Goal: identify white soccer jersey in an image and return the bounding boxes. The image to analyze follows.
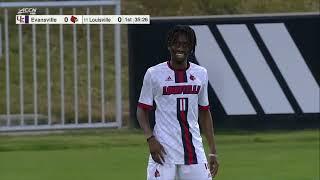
[138,61,210,165]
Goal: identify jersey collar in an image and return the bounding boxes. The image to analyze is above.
[167,61,190,71]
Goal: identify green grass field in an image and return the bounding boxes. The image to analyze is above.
[0,129,319,180]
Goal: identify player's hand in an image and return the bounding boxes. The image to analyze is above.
[209,155,219,177]
[148,137,166,165]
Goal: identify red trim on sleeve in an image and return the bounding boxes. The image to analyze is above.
[138,102,153,110]
[198,105,210,111]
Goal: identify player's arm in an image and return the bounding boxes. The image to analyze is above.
[136,106,153,139]
[199,110,217,155]
[136,69,166,165]
[199,110,219,177]
[136,102,167,166]
[198,69,219,177]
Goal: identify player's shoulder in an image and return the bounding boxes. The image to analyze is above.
[147,62,168,73]
[189,62,208,74]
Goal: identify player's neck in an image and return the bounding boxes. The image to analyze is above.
[169,60,188,70]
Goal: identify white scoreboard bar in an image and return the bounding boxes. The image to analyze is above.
[16,15,150,24]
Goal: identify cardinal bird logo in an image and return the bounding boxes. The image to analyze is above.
[190,74,196,81]
[71,16,78,23]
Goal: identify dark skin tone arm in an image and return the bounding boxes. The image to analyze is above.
[199,110,219,177]
[136,107,167,165]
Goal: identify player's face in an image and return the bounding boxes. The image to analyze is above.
[169,33,191,64]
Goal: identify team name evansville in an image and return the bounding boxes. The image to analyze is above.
[163,85,201,95]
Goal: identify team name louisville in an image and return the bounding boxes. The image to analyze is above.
[163,85,201,95]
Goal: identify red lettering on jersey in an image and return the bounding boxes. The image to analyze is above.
[163,85,201,95]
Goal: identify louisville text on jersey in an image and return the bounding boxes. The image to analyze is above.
[163,85,201,95]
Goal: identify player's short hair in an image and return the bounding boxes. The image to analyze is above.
[167,25,197,54]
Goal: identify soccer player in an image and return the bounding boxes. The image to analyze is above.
[137,25,219,180]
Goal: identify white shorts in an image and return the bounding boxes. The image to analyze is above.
[147,160,212,180]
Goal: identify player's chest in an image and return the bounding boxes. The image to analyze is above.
[153,71,202,96]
